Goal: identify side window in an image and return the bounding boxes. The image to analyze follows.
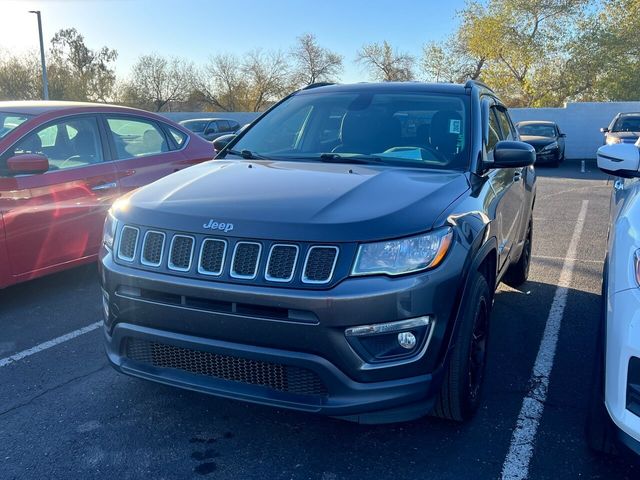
[487,107,501,152]
[218,120,230,132]
[167,127,188,149]
[495,108,515,140]
[11,116,103,171]
[206,122,219,134]
[106,117,169,159]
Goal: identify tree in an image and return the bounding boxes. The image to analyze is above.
[127,54,195,111]
[48,28,117,101]
[242,49,293,111]
[570,0,640,101]
[423,0,592,106]
[0,51,41,100]
[196,54,249,111]
[356,41,415,81]
[290,33,343,86]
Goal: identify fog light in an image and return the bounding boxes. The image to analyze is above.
[397,331,416,349]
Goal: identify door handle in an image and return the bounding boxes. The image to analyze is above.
[91,182,118,191]
[513,171,522,182]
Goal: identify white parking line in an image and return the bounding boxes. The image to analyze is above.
[500,200,589,480]
[0,321,102,368]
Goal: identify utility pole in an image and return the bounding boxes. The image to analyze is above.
[29,10,49,100]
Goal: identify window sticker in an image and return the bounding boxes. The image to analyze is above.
[449,119,461,134]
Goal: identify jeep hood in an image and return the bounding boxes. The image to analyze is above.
[118,160,470,242]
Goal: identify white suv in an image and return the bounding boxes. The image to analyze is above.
[588,143,640,457]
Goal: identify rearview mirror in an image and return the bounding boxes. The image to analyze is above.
[597,144,640,178]
[213,134,236,153]
[491,141,535,168]
[7,154,49,174]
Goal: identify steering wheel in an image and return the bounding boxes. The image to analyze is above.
[59,154,95,169]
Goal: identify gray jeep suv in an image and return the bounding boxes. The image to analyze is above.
[100,81,536,424]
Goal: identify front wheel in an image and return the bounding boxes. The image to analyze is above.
[432,274,491,422]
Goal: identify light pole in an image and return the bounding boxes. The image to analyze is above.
[29,10,49,100]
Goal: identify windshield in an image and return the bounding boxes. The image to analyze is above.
[518,124,556,137]
[229,90,470,169]
[613,116,640,132]
[0,112,33,139]
[181,120,208,133]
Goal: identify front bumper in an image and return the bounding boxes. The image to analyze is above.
[534,149,560,164]
[100,241,467,421]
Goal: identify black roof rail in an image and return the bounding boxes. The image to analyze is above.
[302,82,335,90]
[464,79,494,93]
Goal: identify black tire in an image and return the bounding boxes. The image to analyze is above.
[503,218,532,288]
[586,281,618,455]
[432,274,491,422]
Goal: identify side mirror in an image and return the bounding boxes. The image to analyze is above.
[559,133,567,138]
[491,141,535,168]
[600,127,609,133]
[213,134,236,153]
[7,154,49,174]
[597,144,640,178]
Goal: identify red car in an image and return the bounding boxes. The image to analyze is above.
[0,101,214,288]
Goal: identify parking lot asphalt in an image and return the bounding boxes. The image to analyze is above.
[0,160,637,480]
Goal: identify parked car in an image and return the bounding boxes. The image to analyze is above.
[588,142,640,457]
[180,118,241,142]
[516,120,566,167]
[100,81,536,424]
[0,101,213,288]
[601,112,640,145]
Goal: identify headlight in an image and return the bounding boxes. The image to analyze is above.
[606,136,623,145]
[542,141,559,151]
[351,228,453,276]
[102,210,118,251]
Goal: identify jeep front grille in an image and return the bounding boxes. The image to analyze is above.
[118,226,139,261]
[231,242,261,279]
[125,338,328,397]
[265,244,298,282]
[141,231,165,266]
[198,239,226,276]
[303,246,339,284]
[118,225,341,286]
[169,235,194,271]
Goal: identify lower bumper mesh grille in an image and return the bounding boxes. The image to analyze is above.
[125,338,328,397]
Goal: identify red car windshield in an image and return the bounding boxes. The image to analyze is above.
[0,112,33,139]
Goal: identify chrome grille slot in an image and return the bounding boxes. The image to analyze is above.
[168,235,195,271]
[118,226,139,262]
[231,242,261,279]
[141,231,165,267]
[265,244,298,282]
[198,239,227,276]
[302,246,339,284]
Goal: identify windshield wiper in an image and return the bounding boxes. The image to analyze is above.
[318,153,387,165]
[225,149,267,160]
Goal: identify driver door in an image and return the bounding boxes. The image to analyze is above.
[0,114,119,280]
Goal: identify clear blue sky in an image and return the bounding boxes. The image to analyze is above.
[0,0,466,82]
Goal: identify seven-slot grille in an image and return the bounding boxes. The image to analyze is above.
[117,225,340,285]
